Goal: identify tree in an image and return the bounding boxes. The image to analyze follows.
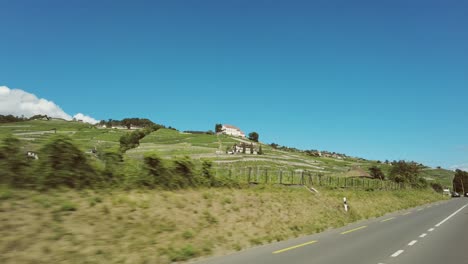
[389,160,421,184]
[453,169,468,194]
[250,143,254,154]
[215,124,223,133]
[258,145,263,155]
[248,132,259,142]
[369,166,385,180]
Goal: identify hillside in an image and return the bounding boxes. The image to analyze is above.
[0,120,455,187]
[0,119,454,263]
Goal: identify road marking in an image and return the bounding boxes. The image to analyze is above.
[428,228,434,232]
[435,203,468,227]
[417,208,423,211]
[402,211,412,215]
[419,233,427,238]
[408,240,418,246]
[272,240,317,254]
[380,217,395,222]
[391,250,404,257]
[340,225,367,235]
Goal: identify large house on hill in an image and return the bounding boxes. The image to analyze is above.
[221,124,245,138]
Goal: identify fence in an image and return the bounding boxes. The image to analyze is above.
[215,166,403,190]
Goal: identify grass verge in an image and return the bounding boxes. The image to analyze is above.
[0,185,447,263]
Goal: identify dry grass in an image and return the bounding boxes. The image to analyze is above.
[0,186,445,264]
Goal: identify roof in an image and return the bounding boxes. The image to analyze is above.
[223,124,241,130]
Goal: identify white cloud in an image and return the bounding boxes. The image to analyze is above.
[450,164,468,172]
[73,113,99,125]
[0,85,100,124]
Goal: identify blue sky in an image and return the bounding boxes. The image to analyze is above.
[1,0,467,169]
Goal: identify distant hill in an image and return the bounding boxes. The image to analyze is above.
[0,119,455,187]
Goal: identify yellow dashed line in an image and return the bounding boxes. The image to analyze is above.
[381,217,395,222]
[340,225,367,235]
[272,240,318,254]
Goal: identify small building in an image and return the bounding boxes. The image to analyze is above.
[221,124,245,138]
[26,151,39,160]
[229,143,258,155]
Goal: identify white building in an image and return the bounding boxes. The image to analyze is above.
[221,124,245,138]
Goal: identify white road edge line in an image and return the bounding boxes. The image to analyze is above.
[428,228,434,232]
[391,250,404,257]
[435,203,468,227]
[419,233,427,238]
[408,240,418,246]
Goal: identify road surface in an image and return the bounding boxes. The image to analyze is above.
[194,197,468,264]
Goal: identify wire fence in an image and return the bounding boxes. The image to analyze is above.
[215,166,403,190]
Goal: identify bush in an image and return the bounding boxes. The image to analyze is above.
[37,136,98,189]
[143,152,170,188]
[171,156,196,188]
[199,160,215,186]
[369,166,385,180]
[430,182,444,193]
[0,135,31,186]
[100,150,123,184]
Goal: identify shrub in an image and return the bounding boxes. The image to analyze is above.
[143,152,170,188]
[171,156,195,188]
[199,160,215,186]
[0,135,31,186]
[100,150,123,184]
[368,166,385,180]
[430,182,444,193]
[37,135,98,189]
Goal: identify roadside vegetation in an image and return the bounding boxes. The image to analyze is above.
[0,185,445,264]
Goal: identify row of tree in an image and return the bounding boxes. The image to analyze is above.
[0,135,238,190]
[99,118,176,130]
[368,161,443,191]
[0,114,51,123]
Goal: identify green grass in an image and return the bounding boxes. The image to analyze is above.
[0,186,447,264]
[420,168,455,187]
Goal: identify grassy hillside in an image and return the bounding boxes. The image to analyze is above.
[0,120,128,153]
[0,120,454,263]
[0,121,455,187]
[0,185,446,264]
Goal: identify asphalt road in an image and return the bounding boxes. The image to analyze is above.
[194,197,468,264]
